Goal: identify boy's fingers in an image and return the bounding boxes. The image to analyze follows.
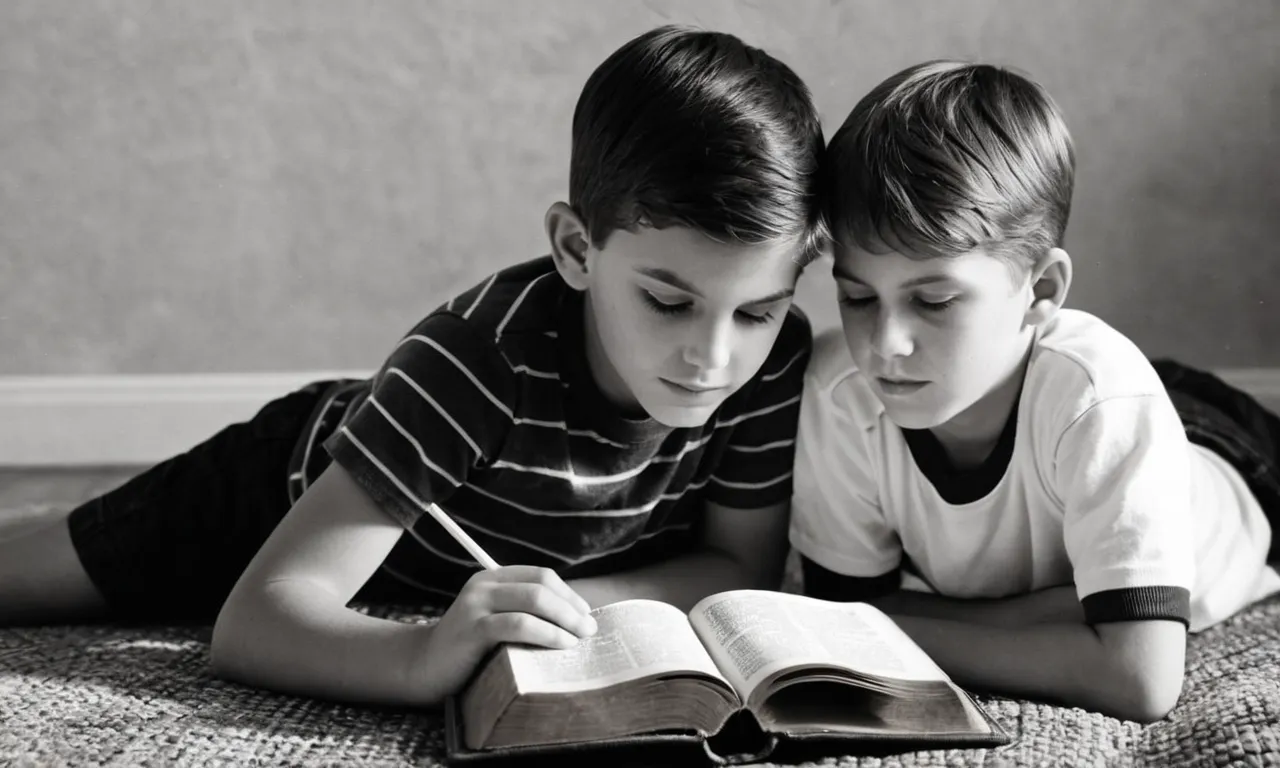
[489,565,562,585]
[478,612,581,650]
[487,583,597,637]
[488,566,592,615]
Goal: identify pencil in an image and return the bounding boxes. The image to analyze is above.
[424,501,502,570]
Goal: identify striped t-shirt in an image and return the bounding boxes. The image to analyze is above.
[286,256,812,600]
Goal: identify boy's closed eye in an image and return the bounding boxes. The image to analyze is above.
[639,289,781,326]
[838,290,959,313]
[640,289,690,315]
[913,293,959,312]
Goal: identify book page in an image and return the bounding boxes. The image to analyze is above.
[689,590,948,698]
[503,599,732,695]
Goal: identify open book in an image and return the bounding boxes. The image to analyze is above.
[445,590,1008,764]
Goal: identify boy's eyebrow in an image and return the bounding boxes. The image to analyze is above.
[832,265,956,290]
[900,275,958,289]
[742,288,796,306]
[635,267,795,304]
[636,267,702,295]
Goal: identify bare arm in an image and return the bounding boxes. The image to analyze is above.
[211,464,427,703]
[211,463,594,707]
[887,615,1186,723]
[569,500,791,611]
[871,585,1086,627]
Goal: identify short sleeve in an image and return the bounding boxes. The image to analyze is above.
[705,310,812,509]
[1056,396,1195,626]
[324,313,516,529]
[788,344,902,579]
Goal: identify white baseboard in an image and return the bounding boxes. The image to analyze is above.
[0,372,368,467]
[0,368,1277,467]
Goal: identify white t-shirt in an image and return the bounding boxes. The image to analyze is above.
[790,309,1279,632]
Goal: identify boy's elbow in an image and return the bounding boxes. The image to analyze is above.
[1098,648,1185,723]
[1108,668,1183,723]
[208,630,238,682]
[1089,619,1186,723]
[209,600,246,680]
[209,586,267,682]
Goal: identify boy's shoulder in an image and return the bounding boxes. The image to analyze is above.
[395,256,568,376]
[1026,308,1168,415]
[803,327,885,431]
[762,305,815,375]
[432,256,564,342]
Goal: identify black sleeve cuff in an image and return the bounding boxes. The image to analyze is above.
[1081,586,1191,627]
[800,555,900,603]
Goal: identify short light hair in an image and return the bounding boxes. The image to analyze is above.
[826,60,1075,270]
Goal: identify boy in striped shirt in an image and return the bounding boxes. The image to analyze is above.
[0,26,828,708]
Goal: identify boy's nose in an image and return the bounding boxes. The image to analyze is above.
[682,318,733,371]
[869,309,914,359]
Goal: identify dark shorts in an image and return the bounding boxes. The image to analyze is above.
[66,381,416,622]
[1154,359,1280,560]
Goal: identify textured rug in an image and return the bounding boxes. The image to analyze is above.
[2,562,1280,766]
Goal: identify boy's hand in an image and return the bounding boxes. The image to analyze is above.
[413,566,598,701]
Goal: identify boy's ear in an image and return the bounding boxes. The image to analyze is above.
[545,202,592,292]
[1024,247,1072,327]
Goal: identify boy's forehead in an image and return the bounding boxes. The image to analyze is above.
[837,225,937,260]
[834,238,991,282]
[833,235,927,273]
[608,226,804,297]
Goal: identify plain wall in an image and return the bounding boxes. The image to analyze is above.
[2,0,1276,375]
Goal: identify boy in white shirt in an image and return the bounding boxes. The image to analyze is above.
[791,60,1280,723]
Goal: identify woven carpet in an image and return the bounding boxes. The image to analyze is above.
[3,562,1280,766]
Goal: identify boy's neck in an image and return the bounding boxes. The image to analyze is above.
[929,344,1033,471]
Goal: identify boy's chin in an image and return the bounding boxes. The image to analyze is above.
[645,402,721,429]
[876,400,953,431]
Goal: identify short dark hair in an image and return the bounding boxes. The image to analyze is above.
[570,25,828,264]
[827,61,1075,270]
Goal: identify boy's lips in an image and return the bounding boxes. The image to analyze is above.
[661,379,728,398]
[875,376,929,396]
